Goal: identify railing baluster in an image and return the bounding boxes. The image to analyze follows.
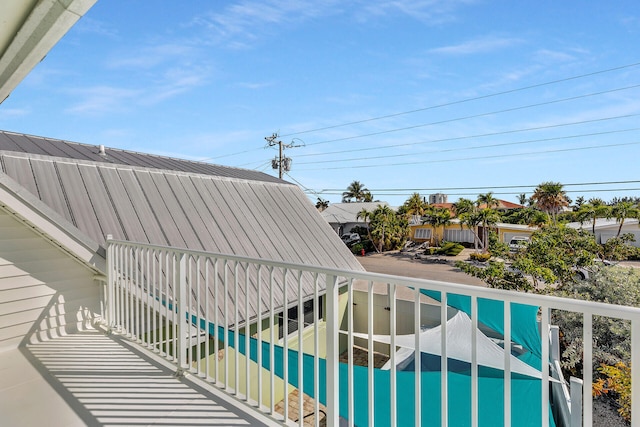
[205,258,210,380]
[269,266,275,416]
[390,282,397,427]
[187,256,193,371]
[172,252,178,363]
[632,318,640,427]
[196,256,202,376]
[348,278,354,427]
[583,313,593,427]
[245,263,251,401]
[541,307,550,427]
[368,280,374,427]
[152,248,157,352]
[146,248,151,347]
[214,258,220,384]
[313,273,320,427]
[234,261,239,395]
[224,260,229,390]
[177,252,187,371]
[297,271,304,427]
[164,250,169,357]
[325,273,339,427]
[257,265,263,410]
[135,247,140,342]
[504,301,512,427]
[441,291,448,427]
[471,296,478,427]
[106,238,114,327]
[414,287,421,427]
[283,268,289,422]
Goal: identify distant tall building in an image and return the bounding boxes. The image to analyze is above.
[429,193,448,204]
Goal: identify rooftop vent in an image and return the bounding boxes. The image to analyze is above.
[98,145,105,156]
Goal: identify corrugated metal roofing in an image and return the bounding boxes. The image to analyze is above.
[0,151,364,322]
[320,202,391,224]
[0,130,284,184]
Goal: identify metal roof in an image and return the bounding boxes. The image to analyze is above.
[0,130,285,184]
[0,150,364,321]
[320,202,391,224]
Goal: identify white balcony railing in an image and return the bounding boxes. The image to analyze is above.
[105,238,640,427]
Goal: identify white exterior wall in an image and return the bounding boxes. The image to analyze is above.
[0,209,101,352]
[598,223,640,247]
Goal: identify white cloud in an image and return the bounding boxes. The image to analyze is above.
[107,43,198,70]
[533,49,576,64]
[65,86,142,115]
[0,107,30,119]
[190,0,341,48]
[360,0,478,24]
[429,36,522,55]
[235,81,275,90]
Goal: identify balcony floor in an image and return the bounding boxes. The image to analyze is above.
[0,330,277,426]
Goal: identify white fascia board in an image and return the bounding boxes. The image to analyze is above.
[0,0,97,104]
[0,173,105,274]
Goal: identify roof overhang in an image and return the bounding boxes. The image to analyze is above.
[0,0,97,104]
[0,172,105,274]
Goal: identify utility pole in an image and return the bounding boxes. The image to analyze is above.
[265,132,304,179]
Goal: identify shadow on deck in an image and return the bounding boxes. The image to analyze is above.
[0,330,276,426]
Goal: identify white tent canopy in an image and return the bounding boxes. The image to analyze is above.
[351,311,542,379]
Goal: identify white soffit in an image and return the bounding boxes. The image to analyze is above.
[0,0,97,104]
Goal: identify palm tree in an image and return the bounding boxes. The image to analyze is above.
[369,205,395,252]
[477,192,500,210]
[404,193,428,222]
[517,193,528,206]
[476,206,500,252]
[356,208,374,247]
[342,181,369,203]
[611,201,639,238]
[459,210,482,251]
[578,198,611,234]
[530,182,570,223]
[452,197,474,218]
[315,197,329,212]
[422,207,451,246]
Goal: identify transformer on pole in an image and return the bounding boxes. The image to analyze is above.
[265,132,303,179]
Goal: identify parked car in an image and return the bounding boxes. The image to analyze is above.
[508,236,530,252]
[341,233,361,247]
[574,258,616,280]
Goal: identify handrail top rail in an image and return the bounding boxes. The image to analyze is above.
[106,237,640,321]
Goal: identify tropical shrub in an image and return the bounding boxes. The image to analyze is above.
[552,267,640,423]
[593,362,632,423]
[469,252,491,262]
[438,241,464,256]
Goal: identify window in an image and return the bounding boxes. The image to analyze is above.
[278,298,323,339]
[414,228,432,239]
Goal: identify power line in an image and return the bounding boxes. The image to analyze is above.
[295,140,640,171]
[292,113,640,159]
[294,127,640,166]
[280,61,640,138]
[315,180,640,193]
[301,83,640,147]
[306,188,640,197]
[204,61,640,161]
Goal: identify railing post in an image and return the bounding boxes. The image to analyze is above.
[176,252,188,374]
[105,235,114,328]
[325,274,340,427]
[570,377,583,427]
[632,318,640,427]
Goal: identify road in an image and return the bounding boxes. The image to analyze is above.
[356,249,486,287]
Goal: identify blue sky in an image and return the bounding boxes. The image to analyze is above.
[1,0,640,207]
